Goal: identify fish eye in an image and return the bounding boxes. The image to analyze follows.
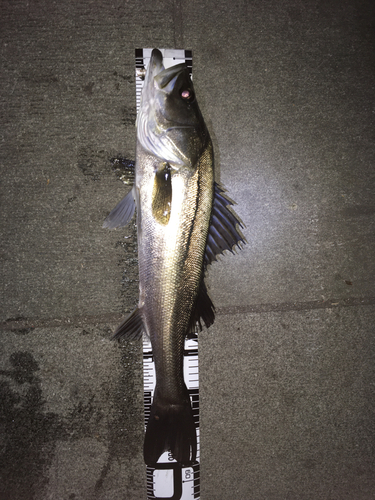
[181,89,194,101]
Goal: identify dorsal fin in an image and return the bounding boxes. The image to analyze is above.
[186,280,215,338]
[204,182,245,266]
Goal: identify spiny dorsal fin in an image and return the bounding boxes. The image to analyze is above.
[204,182,245,266]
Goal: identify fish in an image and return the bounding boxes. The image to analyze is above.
[103,48,245,466]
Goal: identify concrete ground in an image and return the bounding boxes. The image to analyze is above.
[1,1,374,499]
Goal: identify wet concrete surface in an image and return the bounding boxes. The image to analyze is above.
[1,1,374,499]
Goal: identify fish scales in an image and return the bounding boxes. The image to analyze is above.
[103,49,245,466]
[138,141,213,402]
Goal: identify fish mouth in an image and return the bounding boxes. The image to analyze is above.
[154,63,187,93]
[148,49,188,93]
[145,49,164,82]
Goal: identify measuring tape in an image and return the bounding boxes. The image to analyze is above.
[143,337,200,499]
[135,48,200,500]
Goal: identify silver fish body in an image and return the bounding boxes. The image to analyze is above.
[104,49,244,465]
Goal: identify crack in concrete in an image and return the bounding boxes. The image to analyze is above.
[2,296,375,332]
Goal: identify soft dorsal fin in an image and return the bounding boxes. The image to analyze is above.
[187,280,215,338]
[204,182,245,266]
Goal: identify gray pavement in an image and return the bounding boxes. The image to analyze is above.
[1,1,374,499]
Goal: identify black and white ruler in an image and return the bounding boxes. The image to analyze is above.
[135,48,200,500]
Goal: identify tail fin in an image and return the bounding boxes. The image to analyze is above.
[144,390,197,466]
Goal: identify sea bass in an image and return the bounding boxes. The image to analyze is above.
[104,49,244,465]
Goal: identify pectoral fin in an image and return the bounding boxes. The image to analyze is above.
[152,164,172,225]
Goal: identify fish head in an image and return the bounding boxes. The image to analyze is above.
[137,49,209,170]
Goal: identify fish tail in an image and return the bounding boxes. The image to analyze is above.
[144,390,197,466]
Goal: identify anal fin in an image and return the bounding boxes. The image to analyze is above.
[112,307,144,340]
